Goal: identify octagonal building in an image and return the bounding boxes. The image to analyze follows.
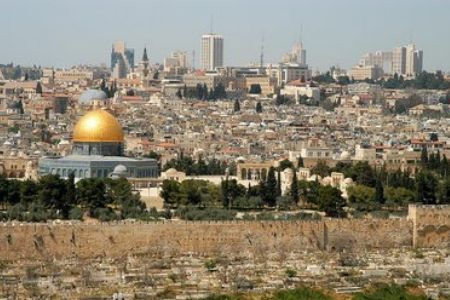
[39,109,158,179]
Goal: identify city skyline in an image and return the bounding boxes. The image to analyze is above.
[1,0,450,72]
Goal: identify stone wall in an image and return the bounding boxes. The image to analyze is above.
[0,219,411,261]
[0,205,448,262]
[408,204,450,248]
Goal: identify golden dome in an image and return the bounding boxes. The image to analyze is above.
[72,110,124,143]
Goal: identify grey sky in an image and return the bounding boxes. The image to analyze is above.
[1,0,449,72]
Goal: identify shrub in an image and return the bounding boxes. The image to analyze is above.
[272,287,332,300]
[69,207,83,220]
[93,207,118,222]
[204,259,217,272]
[353,283,428,300]
[285,268,297,278]
[7,203,27,221]
[175,207,236,221]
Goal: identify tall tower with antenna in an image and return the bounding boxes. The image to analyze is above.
[260,33,264,68]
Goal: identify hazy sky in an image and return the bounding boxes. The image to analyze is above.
[1,0,449,71]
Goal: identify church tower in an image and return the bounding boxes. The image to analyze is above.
[141,47,150,78]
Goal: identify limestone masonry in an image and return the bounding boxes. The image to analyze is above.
[1,205,448,261]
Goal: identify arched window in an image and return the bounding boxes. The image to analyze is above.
[241,168,247,180]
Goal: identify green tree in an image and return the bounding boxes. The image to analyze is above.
[438,177,450,204]
[384,187,416,207]
[420,147,428,168]
[233,99,240,112]
[347,184,377,212]
[318,185,346,217]
[5,180,21,206]
[107,178,145,218]
[20,179,38,204]
[76,178,107,215]
[0,175,8,209]
[375,178,385,204]
[277,169,282,197]
[351,161,376,187]
[65,173,76,213]
[290,170,299,204]
[36,81,43,94]
[255,101,263,113]
[311,160,330,177]
[160,179,183,208]
[175,88,182,99]
[297,156,304,168]
[38,175,68,217]
[221,179,246,208]
[262,167,277,207]
[429,132,438,141]
[278,159,294,171]
[416,171,437,204]
[183,84,188,98]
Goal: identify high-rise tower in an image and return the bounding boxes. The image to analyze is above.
[111,41,135,78]
[201,34,224,71]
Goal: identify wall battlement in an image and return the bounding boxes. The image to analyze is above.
[0,205,448,261]
[408,204,450,248]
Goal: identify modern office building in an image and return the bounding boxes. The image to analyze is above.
[164,51,189,73]
[349,65,384,81]
[201,34,224,71]
[360,44,423,77]
[405,44,423,76]
[282,41,307,66]
[111,41,135,78]
[392,46,407,76]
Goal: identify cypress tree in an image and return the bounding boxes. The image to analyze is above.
[277,169,282,196]
[36,81,43,94]
[256,101,263,113]
[420,147,428,168]
[65,172,76,218]
[233,99,240,112]
[262,167,277,207]
[290,169,299,204]
[297,156,304,168]
[442,155,449,177]
[375,177,385,204]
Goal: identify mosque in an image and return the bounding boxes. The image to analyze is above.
[38,109,158,180]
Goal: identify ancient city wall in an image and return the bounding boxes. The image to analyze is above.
[0,219,412,261]
[1,205,448,262]
[408,204,450,248]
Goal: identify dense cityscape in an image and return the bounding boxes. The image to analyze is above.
[1,1,450,299]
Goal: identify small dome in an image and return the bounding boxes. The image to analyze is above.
[113,164,127,174]
[344,178,354,184]
[79,89,108,105]
[340,151,350,159]
[322,176,332,185]
[165,168,178,173]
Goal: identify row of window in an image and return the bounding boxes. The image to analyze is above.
[48,167,158,178]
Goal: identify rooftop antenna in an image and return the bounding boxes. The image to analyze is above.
[299,24,303,45]
[260,31,265,68]
[210,15,214,34]
[192,50,195,70]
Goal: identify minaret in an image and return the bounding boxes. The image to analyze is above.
[141,47,149,78]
